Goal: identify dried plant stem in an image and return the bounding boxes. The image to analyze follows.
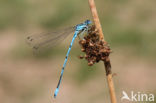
[88,0,117,103]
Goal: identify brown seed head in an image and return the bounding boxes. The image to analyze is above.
[88,61,94,66]
[78,25,111,66]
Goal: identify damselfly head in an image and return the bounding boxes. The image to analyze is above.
[85,20,92,25]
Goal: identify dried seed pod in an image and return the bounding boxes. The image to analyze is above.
[99,49,107,53]
[78,25,111,66]
[78,55,84,59]
[84,54,88,59]
[89,42,94,47]
[81,48,85,52]
[88,61,94,66]
[101,57,106,61]
[80,39,86,45]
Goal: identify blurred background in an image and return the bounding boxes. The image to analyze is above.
[0,0,156,103]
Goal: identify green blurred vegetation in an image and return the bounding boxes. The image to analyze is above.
[0,0,155,58]
[0,0,156,103]
[0,0,155,83]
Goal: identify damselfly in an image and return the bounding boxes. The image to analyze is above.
[27,20,92,98]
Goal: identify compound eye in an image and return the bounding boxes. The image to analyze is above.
[85,20,91,25]
[82,28,85,31]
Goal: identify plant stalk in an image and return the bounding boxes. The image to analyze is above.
[88,0,117,103]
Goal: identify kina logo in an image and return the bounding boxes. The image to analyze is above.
[121,91,154,102]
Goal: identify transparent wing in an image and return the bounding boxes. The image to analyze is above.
[26,27,75,50]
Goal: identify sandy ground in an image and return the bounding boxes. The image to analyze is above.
[0,33,155,103]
